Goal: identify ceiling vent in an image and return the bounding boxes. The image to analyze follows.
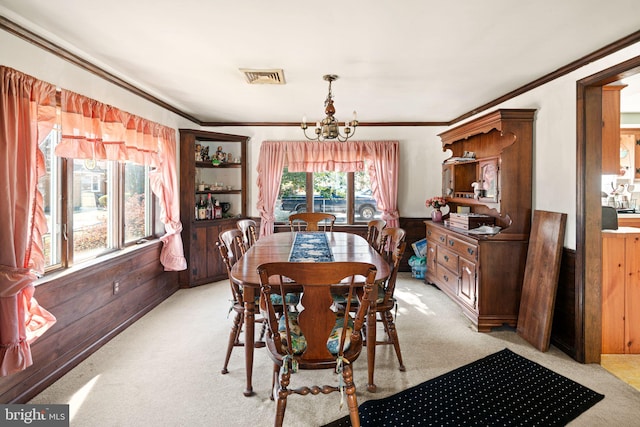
[239,68,286,85]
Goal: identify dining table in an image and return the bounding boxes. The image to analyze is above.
[230,231,390,397]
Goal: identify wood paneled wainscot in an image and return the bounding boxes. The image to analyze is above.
[602,227,640,354]
[426,222,528,331]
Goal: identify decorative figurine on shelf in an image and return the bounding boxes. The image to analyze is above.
[471,181,482,200]
[216,146,226,162]
[195,144,202,162]
[200,146,210,162]
[227,153,233,163]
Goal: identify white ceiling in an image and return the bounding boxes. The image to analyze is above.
[1,0,640,124]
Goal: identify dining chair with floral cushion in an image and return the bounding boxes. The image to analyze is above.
[335,227,407,378]
[217,228,258,375]
[371,239,407,372]
[257,261,377,427]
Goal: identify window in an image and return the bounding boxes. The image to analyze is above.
[124,162,152,244]
[276,167,381,224]
[40,128,156,271]
[71,158,116,263]
[39,129,62,268]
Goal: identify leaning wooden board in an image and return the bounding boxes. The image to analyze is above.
[517,210,567,352]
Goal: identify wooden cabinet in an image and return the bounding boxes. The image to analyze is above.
[438,109,535,236]
[618,215,640,228]
[426,222,528,331]
[620,128,640,180]
[601,85,625,175]
[425,109,535,331]
[602,228,640,354]
[179,129,250,287]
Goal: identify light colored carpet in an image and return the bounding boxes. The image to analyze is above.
[30,273,640,426]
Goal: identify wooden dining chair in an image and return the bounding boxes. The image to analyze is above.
[372,240,407,372]
[365,219,386,248]
[217,229,257,375]
[288,212,336,232]
[377,227,406,262]
[237,218,258,248]
[257,261,377,427]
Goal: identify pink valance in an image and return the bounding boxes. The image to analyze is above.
[284,141,366,172]
[52,89,186,272]
[256,140,400,236]
[55,90,160,167]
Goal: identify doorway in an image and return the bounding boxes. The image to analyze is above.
[577,55,640,364]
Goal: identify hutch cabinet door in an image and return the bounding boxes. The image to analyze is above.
[426,240,438,275]
[206,224,224,279]
[478,158,499,203]
[442,164,454,197]
[458,258,477,310]
[190,227,210,283]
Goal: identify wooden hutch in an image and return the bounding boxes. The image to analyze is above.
[179,129,249,287]
[425,109,535,331]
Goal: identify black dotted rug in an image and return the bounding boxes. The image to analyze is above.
[323,348,604,426]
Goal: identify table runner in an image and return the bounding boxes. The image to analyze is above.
[288,232,334,262]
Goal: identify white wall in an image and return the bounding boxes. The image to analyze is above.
[466,42,640,249]
[4,28,640,250]
[0,31,194,132]
[196,125,448,220]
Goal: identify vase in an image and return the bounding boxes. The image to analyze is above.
[431,208,443,222]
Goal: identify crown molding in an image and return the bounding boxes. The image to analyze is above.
[3,15,639,128]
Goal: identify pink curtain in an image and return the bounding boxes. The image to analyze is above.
[149,127,187,271]
[363,141,399,227]
[256,140,399,233]
[54,89,185,271]
[256,141,287,236]
[0,66,57,376]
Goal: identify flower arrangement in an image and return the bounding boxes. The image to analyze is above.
[425,196,447,209]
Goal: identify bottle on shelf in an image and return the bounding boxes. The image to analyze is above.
[197,195,207,220]
[206,193,214,220]
[214,199,223,219]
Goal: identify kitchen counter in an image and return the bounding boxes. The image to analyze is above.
[602,226,640,235]
[616,215,640,228]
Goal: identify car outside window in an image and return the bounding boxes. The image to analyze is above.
[276,168,381,224]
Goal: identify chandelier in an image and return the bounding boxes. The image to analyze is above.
[301,74,358,142]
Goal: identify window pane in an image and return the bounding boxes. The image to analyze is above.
[72,159,114,262]
[124,163,151,243]
[39,129,61,268]
[355,170,382,222]
[276,167,306,221]
[313,171,347,224]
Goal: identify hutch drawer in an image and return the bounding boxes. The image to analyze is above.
[437,246,459,274]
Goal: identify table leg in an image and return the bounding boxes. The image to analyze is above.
[366,304,377,392]
[243,287,256,397]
